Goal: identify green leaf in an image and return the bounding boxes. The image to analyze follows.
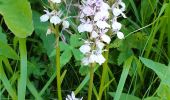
[117,49,133,65]
[144,97,160,100]
[0,58,17,99]
[140,57,170,86]
[109,92,141,100]
[18,38,27,100]
[70,34,83,47]
[0,0,34,38]
[0,40,19,60]
[0,27,7,43]
[32,11,55,57]
[72,49,83,61]
[27,79,43,100]
[60,50,72,66]
[114,56,134,100]
[157,84,170,100]
[79,65,89,76]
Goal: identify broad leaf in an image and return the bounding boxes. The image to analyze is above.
[0,40,19,60]
[60,50,72,67]
[140,57,170,86]
[0,0,34,38]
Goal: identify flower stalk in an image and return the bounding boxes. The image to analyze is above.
[98,43,110,100]
[88,63,95,100]
[40,0,70,99]
[55,26,62,100]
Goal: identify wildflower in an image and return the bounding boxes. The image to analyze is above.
[112,0,126,18]
[50,15,62,25]
[49,0,61,4]
[40,0,70,35]
[40,10,51,22]
[78,23,93,33]
[112,0,127,39]
[66,92,83,100]
[100,34,111,44]
[78,0,127,66]
[79,44,91,54]
[62,20,70,29]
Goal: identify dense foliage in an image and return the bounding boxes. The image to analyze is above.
[0,0,170,100]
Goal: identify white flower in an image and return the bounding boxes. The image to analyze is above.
[94,11,110,21]
[40,10,51,22]
[119,2,126,11]
[82,6,94,16]
[79,44,91,54]
[101,34,111,44]
[96,41,105,50]
[78,23,93,33]
[96,21,110,29]
[50,0,61,3]
[40,14,49,22]
[89,54,96,63]
[112,1,126,18]
[112,8,122,17]
[66,92,83,100]
[117,31,124,39]
[62,20,70,29]
[112,21,122,31]
[95,54,106,65]
[50,15,62,25]
[100,2,110,11]
[91,31,99,38]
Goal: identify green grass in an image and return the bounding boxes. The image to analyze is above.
[0,0,170,100]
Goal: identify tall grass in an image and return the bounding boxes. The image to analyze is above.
[0,0,170,100]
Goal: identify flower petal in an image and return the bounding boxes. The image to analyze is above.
[62,20,69,29]
[101,34,111,44]
[50,0,61,3]
[40,14,49,22]
[117,31,124,39]
[78,24,93,33]
[95,54,105,65]
[79,44,91,54]
[96,21,110,29]
[50,15,61,25]
[112,21,122,31]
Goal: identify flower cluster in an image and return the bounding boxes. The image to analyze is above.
[78,0,126,66]
[66,92,83,100]
[40,0,69,35]
[112,0,126,39]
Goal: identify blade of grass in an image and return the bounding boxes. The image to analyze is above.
[0,57,17,99]
[0,72,19,96]
[93,84,99,99]
[114,56,133,100]
[2,58,13,74]
[27,79,43,100]
[74,65,99,95]
[129,0,141,24]
[39,70,66,96]
[18,38,27,100]
[39,72,56,96]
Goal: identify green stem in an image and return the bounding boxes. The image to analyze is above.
[98,44,109,100]
[18,38,27,100]
[55,27,62,100]
[88,63,95,100]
